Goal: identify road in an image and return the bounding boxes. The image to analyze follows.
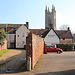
[0,49,26,73]
[1,51,75,75]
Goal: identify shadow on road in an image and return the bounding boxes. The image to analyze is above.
[0,49,27,74]
[36,69,75,75]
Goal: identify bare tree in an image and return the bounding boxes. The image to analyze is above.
[59,24,68,30]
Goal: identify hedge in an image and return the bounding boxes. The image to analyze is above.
[56,44,74,51]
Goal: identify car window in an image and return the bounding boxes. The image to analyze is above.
[46,46,49,48]
[50,46,54,48]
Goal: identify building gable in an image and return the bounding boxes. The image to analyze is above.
[44,29,59,45]
[16,25,30,48]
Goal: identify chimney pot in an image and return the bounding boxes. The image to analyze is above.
[67,27,70,31]
[26,22,29,29]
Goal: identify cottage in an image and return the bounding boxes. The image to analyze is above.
[6,22,29,48]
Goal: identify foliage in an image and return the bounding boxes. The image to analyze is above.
[0,49,8,56]
[56,44,74,51]
[0,30,6,46]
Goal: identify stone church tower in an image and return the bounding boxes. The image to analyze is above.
[45,5,56,30]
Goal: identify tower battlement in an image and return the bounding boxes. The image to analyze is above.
[45,5,56,30]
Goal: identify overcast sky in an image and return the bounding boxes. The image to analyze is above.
[0,0,75,32]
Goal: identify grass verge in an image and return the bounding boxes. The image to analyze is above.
[0,49,8,56]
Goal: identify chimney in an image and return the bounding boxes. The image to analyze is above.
[67,27,70,31]
[26,22,29,29]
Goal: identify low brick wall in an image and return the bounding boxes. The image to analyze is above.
[26,33,44,69]
[0,40,7,51]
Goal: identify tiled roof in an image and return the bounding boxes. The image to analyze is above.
[7,28,18,34]
[55,30,73,38]
[29,29,46,35]
[0,24,28,28]
[41,30,49,38]
[41,29,73,39]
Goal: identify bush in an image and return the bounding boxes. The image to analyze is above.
[0,30,6,46]
[56,44,74,51]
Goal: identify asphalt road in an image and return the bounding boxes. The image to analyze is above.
[1,51,75,75]
[0,49,26,74]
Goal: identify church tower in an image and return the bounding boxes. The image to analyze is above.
[45,5,56,30]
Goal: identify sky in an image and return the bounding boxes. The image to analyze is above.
[0,0,75,32]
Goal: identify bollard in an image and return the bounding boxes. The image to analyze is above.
[27,57,31,71]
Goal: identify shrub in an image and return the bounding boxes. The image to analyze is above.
[0,30,6,46]
[56,44,74,51]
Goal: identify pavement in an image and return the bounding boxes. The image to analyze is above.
[1,51,75,75]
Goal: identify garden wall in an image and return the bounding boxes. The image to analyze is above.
[26,33,44,69]
[0,40,7,51]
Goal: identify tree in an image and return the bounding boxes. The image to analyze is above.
[59,24,68,30]
[0,30,6,46]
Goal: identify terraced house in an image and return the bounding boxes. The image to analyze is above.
[0,22,29,48]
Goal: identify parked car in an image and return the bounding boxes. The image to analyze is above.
[45,45,63,54]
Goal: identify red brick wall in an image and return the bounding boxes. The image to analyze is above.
[0,40,7,51]
[26,33,44,69]
[60,39,72,44]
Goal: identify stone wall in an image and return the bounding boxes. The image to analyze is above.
[26,33,44,69]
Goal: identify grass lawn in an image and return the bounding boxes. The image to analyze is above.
[0,49,8,56]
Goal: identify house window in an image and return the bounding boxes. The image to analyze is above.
[1,28,5,31]
[22,33,24,37]
[17,43,19,46]
[18,35,19,37]
[22,41,24,45]
[9,34,12,39]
